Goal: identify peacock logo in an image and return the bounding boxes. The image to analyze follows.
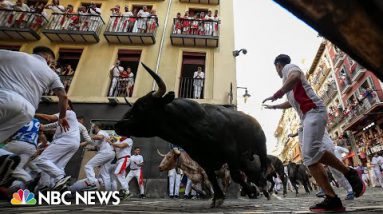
[11,189,37,205]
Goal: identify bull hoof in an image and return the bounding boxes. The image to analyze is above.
[210,197,224,208]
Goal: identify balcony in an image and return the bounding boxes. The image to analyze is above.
[170,18,219,48]
[334,52,346,68]
[178,77,204,99]
[321,82,337,105]
[345,96,382,130]
[42,13,104,43]
[351,65,366,81]
[104,16,157,45]
[179,0,219,4]
[108,77,135,97]
[0,9,48,41]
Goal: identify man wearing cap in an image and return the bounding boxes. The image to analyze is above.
[263,54,365,212]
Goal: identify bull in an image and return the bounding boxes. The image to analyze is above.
[157,148,231,196]
[266,155,287,196]
[115,63,269,207]
[287,162,312,195]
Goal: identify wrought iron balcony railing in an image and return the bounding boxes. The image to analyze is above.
[108,77,135,97]
[170,18,220,47]
[42,13,104,43]
[178,77,205,99]
[104,16,157,45]
[0,9,48,40]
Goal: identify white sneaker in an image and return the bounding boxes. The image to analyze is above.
[53,176,71,190]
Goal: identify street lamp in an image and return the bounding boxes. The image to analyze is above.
[237,86,251,103]
[233,49,247,57]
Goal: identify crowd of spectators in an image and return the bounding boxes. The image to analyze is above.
[107,5,158,33]
[173,9,220,36]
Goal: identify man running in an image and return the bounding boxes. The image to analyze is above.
[0,46,69,143]
[263,54,365,212]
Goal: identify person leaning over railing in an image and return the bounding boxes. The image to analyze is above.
[173,12,182,34]
[86,2,101,32]
[134,6,149,33]
[147,9,158,33]
[119,5,133,32]
[44,0,65,30]
[109,4,120,32]
[181,11,190,34]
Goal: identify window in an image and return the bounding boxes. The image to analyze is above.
[132,5,153,13]
[108,50,141,97]
[179,52,206,99]
[188,8,209,17]
[44,49,83,96]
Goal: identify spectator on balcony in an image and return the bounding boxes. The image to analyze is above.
[147,9,158,33]
[29,1,48,30]
[49,61,61,76]
[362,87,376,103]
[182,11,190,34]
[61,4,75,30]
[193,67,205,99]
[78,6,90,31]
[204,10,213,36]
[126,8,137,33]
[86,2,101,32]
[44,0,65,29]
[119,5,133,32]
[213,10,219,36]
[190,13,199,35]
[10,0,30,28]
[109,59,124,97]
[173,12,182,34]
[134,6,150,33]
[13,0,30,11]
[62,64,74,76]
[120,67,135,97]
[109,5,121,32]
[198,11,205,35]
[0,0,14,10]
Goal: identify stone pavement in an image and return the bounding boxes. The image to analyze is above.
[1,187,383,213]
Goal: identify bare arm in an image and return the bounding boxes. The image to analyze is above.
[35,113,58,122]
[263,101,292,110]
[92,134,104,141]
[53,88,69,132]
[262,70,301,103]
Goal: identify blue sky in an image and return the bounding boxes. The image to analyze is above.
[233,0,322,154]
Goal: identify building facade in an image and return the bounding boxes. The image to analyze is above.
[0,0,237,193]
[275,39,383,169]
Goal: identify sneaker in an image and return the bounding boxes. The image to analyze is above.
[169,195,174,199]
[309,195,346,212]
[345,191,354,200]
[83,183,98,191]
[174,195,179,199]
[53,176,71,191]
[316,191,325,198]
[139,194,146,199]
[345,168,366,198]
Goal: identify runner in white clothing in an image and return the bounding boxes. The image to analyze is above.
[371,153,383,189]
[126,147,145,198]
[0,47,69,144]
[83,124,114,190]
[263,54,365,212]
[34,101,79,191]
[108,136,132,198]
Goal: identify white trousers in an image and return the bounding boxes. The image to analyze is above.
[84,151,114,190]
[193,86,203,99]
[329,166,353,192]
[185,178,196,196]
[373,168,383,188]
[69,178,101,193]
[0,90,35,143]
[34,138,79,187]
[168,169,181,196]
[113,157,130,191]
[3,140,36,182]
[108,77,118,97]
[126,169,144,194]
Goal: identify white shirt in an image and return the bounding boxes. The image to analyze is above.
[47,5,65,13]
[371,156,383,170]
[13,3,30,12]
[95,130,113,153]
[138,10,150,18]
[130,154,143,170]
[122,11,133,17]
[333,146,349,160]
[0,50,64,110]
[115,138,133,159]
[110,66,123,77]
[0,0,14,9]
[53,110,80,141]
[193,71,205,87]
[282,64,325,119]
[89,7,101,15]
[78,123,92,144]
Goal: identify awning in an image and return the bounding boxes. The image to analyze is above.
[273,0,383,81]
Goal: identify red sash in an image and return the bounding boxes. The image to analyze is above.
[138,168,144,185]
[118,156,129,175]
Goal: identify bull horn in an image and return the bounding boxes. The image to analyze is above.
[141,63,166,97]
[124,97,132,107]
[173,147,181,155]
[156,149,166,157]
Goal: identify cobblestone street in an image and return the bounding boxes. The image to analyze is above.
[1,187,383,213]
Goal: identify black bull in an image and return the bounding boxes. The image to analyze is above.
[115,63,269,207]
[287,162,312,195]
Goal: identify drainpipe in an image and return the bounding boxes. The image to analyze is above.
[152,0,173,91]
